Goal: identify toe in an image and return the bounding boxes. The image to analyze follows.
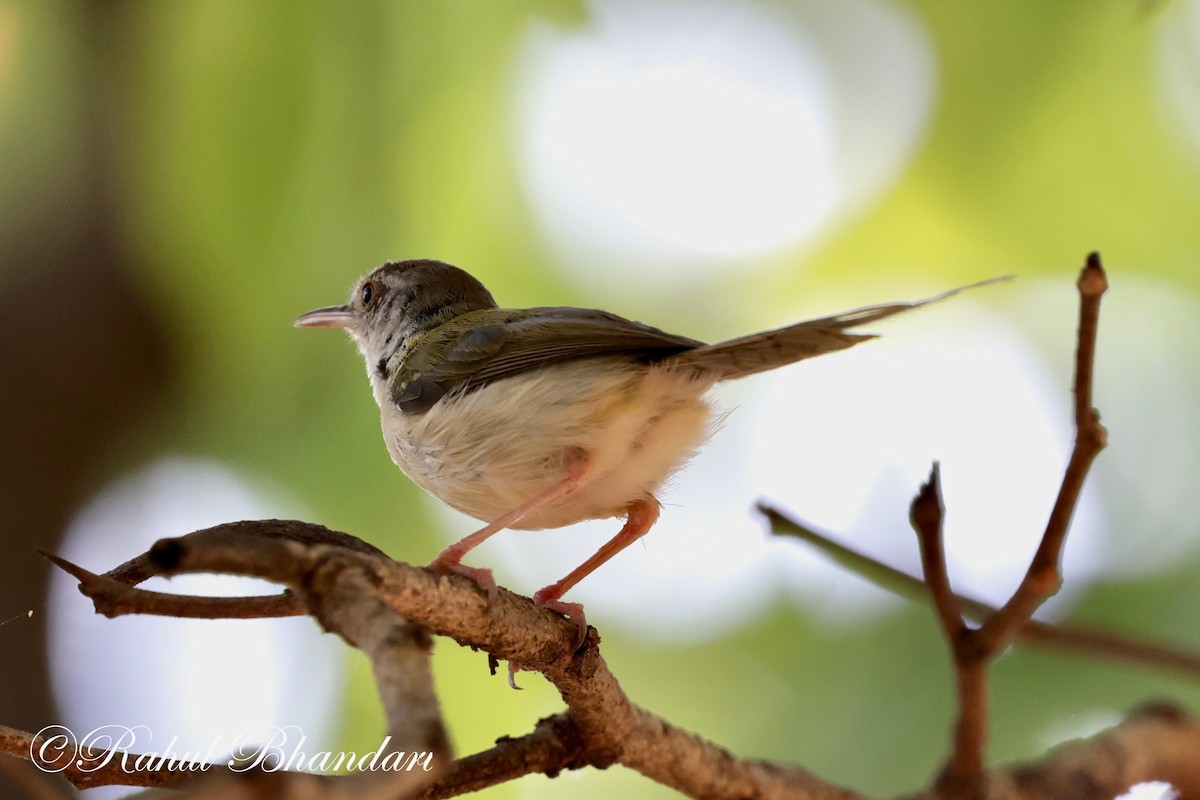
[533,594,587,651]
[430,560,498,601]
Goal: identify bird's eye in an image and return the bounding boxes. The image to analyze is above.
[361,282,376,306]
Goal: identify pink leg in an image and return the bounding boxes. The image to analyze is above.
[534,497,660,647]
[429,449,590,599]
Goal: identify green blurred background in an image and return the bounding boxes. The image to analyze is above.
[2,0,1200,797]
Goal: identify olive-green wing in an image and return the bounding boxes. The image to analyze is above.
[390,306,704,413]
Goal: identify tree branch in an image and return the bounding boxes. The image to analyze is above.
[39,523,865,799]
[421,713,592,799]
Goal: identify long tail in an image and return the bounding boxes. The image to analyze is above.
[659,276,1012,381]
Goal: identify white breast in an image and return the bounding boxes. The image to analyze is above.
[379,359,717,529]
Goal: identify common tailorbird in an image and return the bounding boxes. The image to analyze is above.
[296,259,999,643]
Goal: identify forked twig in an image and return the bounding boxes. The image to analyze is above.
[919,253,1108,798]
[761,505,1200,680]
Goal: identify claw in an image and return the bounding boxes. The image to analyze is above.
[507,661,524,690]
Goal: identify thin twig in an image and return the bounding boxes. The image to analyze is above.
[760,505,1200,680]
[37,520,386,620]
[910,464,965,640]
[909,465,986,798]
[40,551,303,619]
[976,254,1108,652]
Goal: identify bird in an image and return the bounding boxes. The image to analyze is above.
[296,259,999,644]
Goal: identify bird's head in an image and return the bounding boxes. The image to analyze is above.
[295,259,498,389]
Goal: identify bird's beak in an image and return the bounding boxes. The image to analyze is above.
[294,305,354,328]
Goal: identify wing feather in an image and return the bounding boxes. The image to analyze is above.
[390,307,702,413]
[662,277,1012,380]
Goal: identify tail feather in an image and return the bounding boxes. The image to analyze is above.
[660,276,1011,381]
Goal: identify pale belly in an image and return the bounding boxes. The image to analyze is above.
[379,359,716,529]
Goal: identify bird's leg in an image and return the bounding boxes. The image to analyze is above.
[429,447,590,599]
[533,496,660,648]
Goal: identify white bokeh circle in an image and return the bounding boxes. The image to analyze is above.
[512,0,937,287]
[48,457,344,796]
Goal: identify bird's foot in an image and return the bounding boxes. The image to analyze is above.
[429,556,497,602]
[533,589,587,651]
